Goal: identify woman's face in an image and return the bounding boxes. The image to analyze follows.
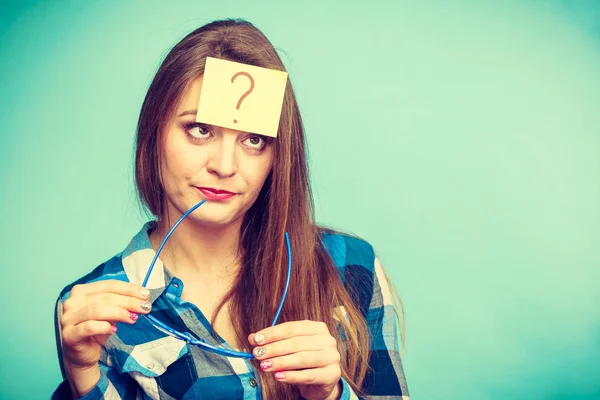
[158,76,275,229]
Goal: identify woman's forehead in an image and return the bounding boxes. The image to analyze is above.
[177,77,204,115]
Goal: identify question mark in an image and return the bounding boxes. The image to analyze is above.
[231,72,255,124]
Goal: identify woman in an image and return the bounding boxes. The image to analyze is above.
[53,18,409,400]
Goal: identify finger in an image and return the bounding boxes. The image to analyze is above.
[63,283,152,315]
[252,335,330,360]
[61,320,116,346]
[61,303,139,327]
[248,320,328,346]
[259,348,340,372]
[94,323,118,346]
[69,280,151,300]
[95,334,113,346]
[272,364,341,386]
[83,293,152,315]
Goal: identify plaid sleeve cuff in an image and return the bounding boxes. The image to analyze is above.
[79,373,111,400]
[51,374,112,400]
[338,376,360,400]
[51,379,73,400]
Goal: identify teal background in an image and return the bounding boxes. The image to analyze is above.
[1,1,599,399]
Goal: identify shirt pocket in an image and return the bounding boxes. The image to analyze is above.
[107,335,190,377]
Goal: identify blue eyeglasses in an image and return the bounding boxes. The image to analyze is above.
[140,199,292,359]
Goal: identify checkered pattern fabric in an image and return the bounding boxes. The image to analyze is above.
[52,222,409,399]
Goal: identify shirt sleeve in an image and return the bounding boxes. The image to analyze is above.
[364,257,410,398]
[52,296,140,400]
[338,257,410,399]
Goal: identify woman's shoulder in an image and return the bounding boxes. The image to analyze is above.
[319,228,386,318]
[57,254,128,303]
[319,227,376,271]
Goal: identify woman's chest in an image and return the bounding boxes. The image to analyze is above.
[104,299,259,399]
[181,286,243,351]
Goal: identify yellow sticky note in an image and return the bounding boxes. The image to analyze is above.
[196,57,288,138]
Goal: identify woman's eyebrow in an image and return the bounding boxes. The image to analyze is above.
[178,109,197,117]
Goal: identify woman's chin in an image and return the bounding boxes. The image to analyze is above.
[187,212,241,230]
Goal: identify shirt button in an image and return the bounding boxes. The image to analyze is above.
[249,378,257,387]
[147,363,155,370]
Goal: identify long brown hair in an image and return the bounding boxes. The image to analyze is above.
[135,19,373,398]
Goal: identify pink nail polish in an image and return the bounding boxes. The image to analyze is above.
[275,372,285,380]
[111,325,117,333]
[260,360,272,370]
[129,312,138,322]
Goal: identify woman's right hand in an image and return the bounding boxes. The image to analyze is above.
[60,280,152,371]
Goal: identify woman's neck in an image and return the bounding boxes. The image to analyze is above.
[149,215,243,283]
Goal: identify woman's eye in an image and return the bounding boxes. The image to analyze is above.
[185,123,212,139]
[243,135,266,150]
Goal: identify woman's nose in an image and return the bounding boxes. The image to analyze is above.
[206,137,237,178]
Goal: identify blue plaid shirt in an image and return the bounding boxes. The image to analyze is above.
[53,222,409,399]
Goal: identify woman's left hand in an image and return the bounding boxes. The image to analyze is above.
[248,320,342,400]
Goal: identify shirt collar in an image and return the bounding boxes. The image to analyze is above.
[121,221,174,302]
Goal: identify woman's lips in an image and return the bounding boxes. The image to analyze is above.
[196,187,236,201]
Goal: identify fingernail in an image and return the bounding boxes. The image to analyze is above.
[275,372,285,380]
[253,347,266,358]
[260,360,272,370]
[254,333,265,343]
[140,301,152,312]
[111,325,117,333]
[140,288,150,297]
[129,312,138,322]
